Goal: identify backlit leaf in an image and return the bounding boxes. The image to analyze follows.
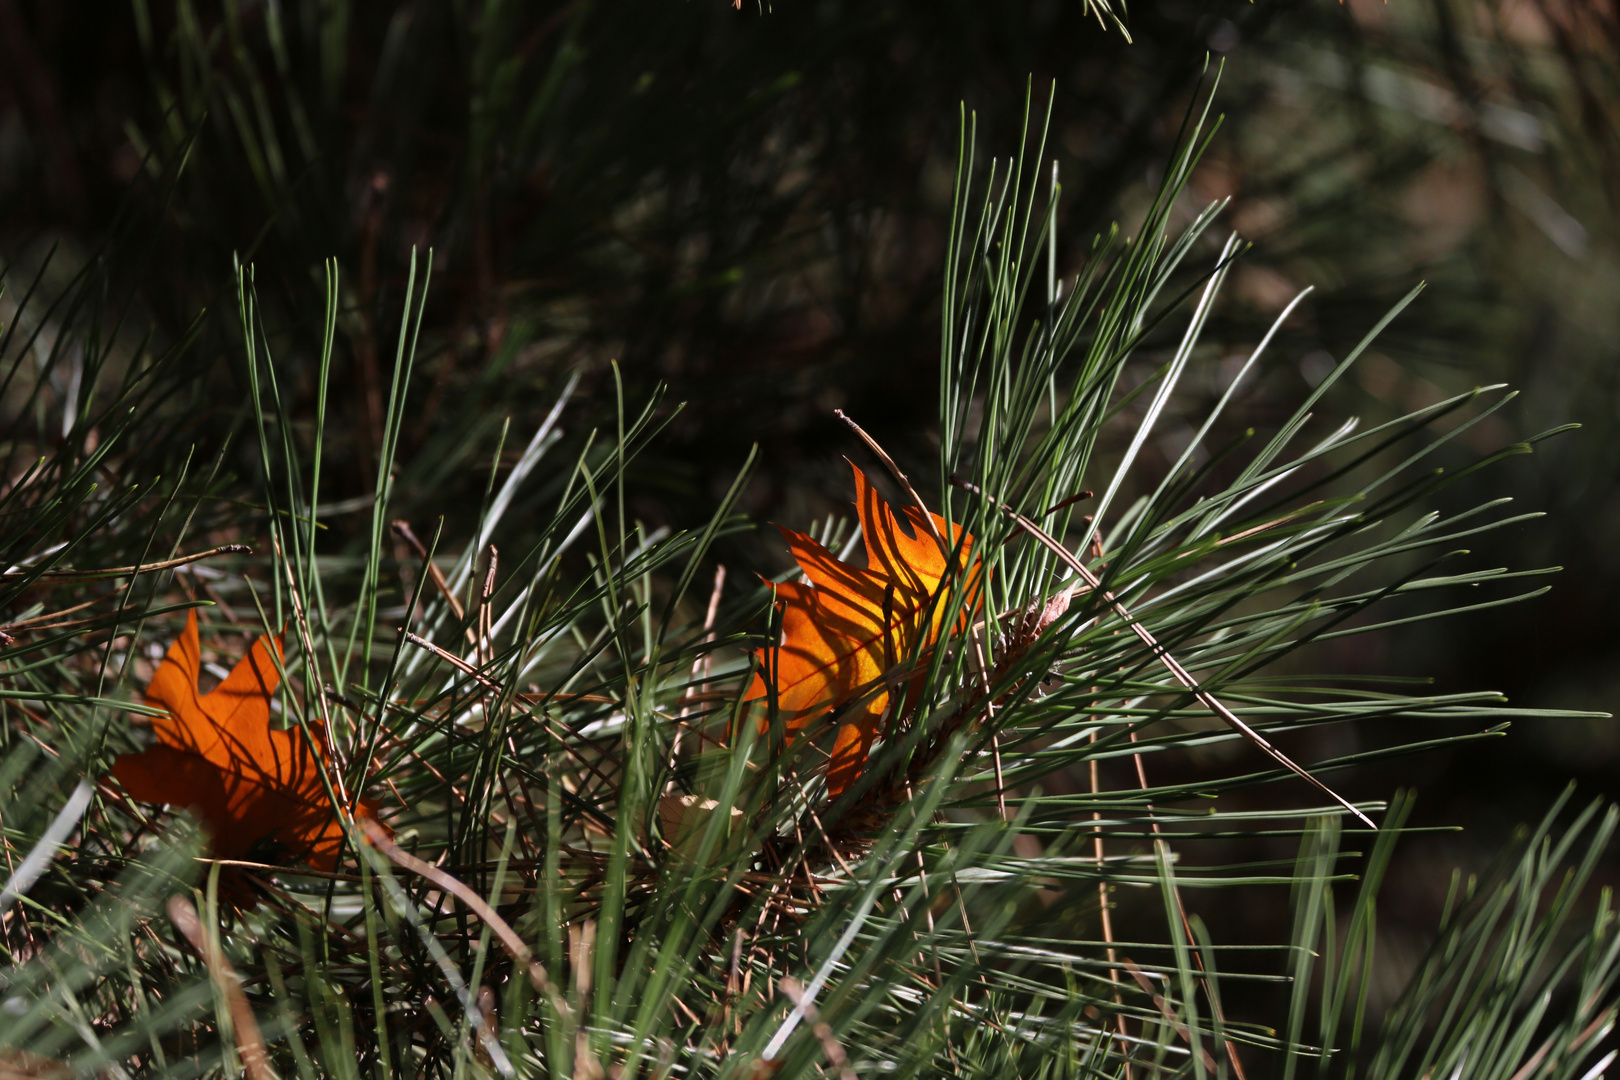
[745,463,979,799]
[112,610,376,872]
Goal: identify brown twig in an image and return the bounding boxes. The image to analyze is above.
[834,410,952,556]
[392,520,468,623]
[776,977,857,1080]
[1,593,119,630]
[403,630,502,692]
[1083,541,1126,1037]
[1039,490,1095,519]
[167,895,274,1080]
[476,545,498,669]
[361,819,565,1011]
[1212,502,1322,547]
[1,544,251,583]
[1089,731,1127,1031]
[1123,958,1218,1073]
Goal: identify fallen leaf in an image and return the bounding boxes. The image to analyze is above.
[112,610,374,871]
[657,793,745,858]
[745,463,978,798]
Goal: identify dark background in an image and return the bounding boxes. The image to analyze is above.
[3,0,1618,1024]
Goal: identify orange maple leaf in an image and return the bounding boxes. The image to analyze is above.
[745,463,979,799]
[112,610,375,872]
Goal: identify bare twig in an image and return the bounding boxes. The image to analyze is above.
[167,896,274,1080]
[1090,732,1124,993]
[476,545,498,668]
[834,410,951,555]
[776,977,857,1080]
[1,544,251,583]
[402,629,503,692]
[1123,958,1217,1073]
[361,819,565,1010]
[391,520,467,622]
[1039,490,1094,519]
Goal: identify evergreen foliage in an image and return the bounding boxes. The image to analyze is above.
[0,2,1615,1077]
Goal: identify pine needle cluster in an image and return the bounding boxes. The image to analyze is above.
[0,29,1613,1080]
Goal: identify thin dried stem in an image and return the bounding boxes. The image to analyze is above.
[167,896,274,1080]
[1,544,251,583]
[952,477,1376,831]
[362,819,565,1009]
[776,978,857,1080]
[833,410,951,554]
[392,520,466,621]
